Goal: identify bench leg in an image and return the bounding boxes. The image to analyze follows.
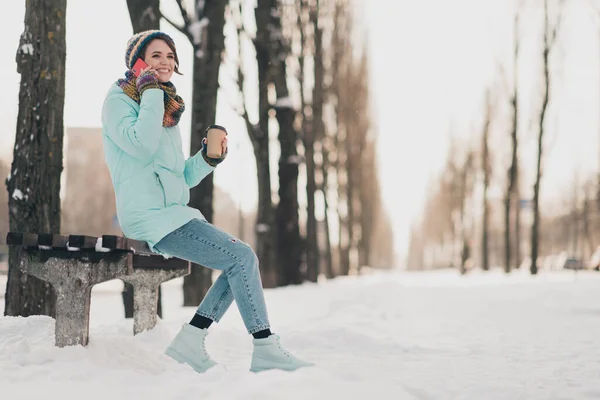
[54,285,93,347]
[122,268,189,335]
[20,250,133,347]
[132,283,159,335]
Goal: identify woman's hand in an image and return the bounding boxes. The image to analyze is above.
[140,65,158,78]
[136,65,160,95]
[201,136,228,167]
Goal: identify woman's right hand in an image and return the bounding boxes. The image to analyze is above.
[136,65,160,94]
[140,65,158,78]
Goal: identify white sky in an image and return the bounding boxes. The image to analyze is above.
[1,0,599,265]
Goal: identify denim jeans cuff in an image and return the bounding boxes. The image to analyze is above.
[196,310,220,323]
[248,324,271,335]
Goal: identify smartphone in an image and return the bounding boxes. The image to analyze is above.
[132,58,148,77]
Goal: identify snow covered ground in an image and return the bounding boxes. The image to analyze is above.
[1,268,600,399]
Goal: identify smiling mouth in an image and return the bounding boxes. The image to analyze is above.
[157,69,171,73]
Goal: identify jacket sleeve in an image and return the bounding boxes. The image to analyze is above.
[184,150,215,188]
[102,89,164,163]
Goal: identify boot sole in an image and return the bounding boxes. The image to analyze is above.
[165,347,217,373]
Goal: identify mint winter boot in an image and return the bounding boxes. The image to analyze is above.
[250,334,315,372]
[165,324,218,373]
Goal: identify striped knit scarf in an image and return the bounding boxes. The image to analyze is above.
[117,70,185,127]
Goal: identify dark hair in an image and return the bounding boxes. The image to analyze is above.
[142,38,183,75]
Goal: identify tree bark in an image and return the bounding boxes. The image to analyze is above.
[531,0,562,275]
[252,0,277,288]
[320,144,334,278]
[304,0,323,282]
[181,0,229,305]
[505,7,520,274]
[5,0,67,317]
[126,0,160,32]
[482,91,491,272]
[275,103,303,286]
[270,0,302,286]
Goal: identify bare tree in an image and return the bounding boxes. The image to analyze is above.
[459,149,476,274]
[163,0,229,301]
[230,0,278,287]
[331,0,352,275]
[481,89,492,271]
[531,0,564,275]
[272,0,302,286]
[5,0,66,316]
[306,0,324,281]
[504,3,523,273]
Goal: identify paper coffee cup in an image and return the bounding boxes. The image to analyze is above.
[206,125,227,158]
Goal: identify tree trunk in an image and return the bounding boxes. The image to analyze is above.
[275,103,302,286]
[182,0,228,305]
[5,0,67,317]
[515,181,521,268]
[126,0,160,32]
[303,0,323,282]
[345,124,355,274]
[532,0,559,275]
[253,0,277,288]
[482,92,491,272]
[271,0,302,286]
[321,147,334,279]
[505,8,520,274]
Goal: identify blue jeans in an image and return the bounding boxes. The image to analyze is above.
[154,218,270,334]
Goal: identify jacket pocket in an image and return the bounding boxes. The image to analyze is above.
[155,169,185,206]
[155,173,167,207]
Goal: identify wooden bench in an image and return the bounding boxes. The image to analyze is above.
[5,232,190,347]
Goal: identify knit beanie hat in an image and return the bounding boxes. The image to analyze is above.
[124,30,179,70]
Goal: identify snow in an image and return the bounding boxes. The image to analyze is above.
[274,96,294,109]
[287,155,303,164]
[19,43,33,55]
[188,18,209,46]
[11,189,23,200]
[94,238,110,253]
[1,269,600,399]
[256,223,269,233]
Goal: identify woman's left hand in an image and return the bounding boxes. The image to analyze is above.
[201,136,228,167]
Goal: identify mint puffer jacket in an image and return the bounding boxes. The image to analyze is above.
[101,84,213,251]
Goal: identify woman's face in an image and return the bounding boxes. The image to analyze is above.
[143,39,176,83]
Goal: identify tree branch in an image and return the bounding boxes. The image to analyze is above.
[232,0,261,146]
[549,0,566,45]
[160,11,188,37]
[174,0,192,27]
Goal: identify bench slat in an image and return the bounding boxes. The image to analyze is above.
[8,232,153,256]
[102,235,152,254]
[68,235,99,250]
[38,233,69,249]
[6,232,24,245]
[7,233,39,247]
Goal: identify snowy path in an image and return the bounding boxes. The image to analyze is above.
[1,269,600,399]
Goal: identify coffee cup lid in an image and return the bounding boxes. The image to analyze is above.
[206,124,228,134]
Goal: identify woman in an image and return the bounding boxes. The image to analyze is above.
[101,30,313,373]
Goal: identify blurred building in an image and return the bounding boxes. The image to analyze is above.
[62,127,121,236]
